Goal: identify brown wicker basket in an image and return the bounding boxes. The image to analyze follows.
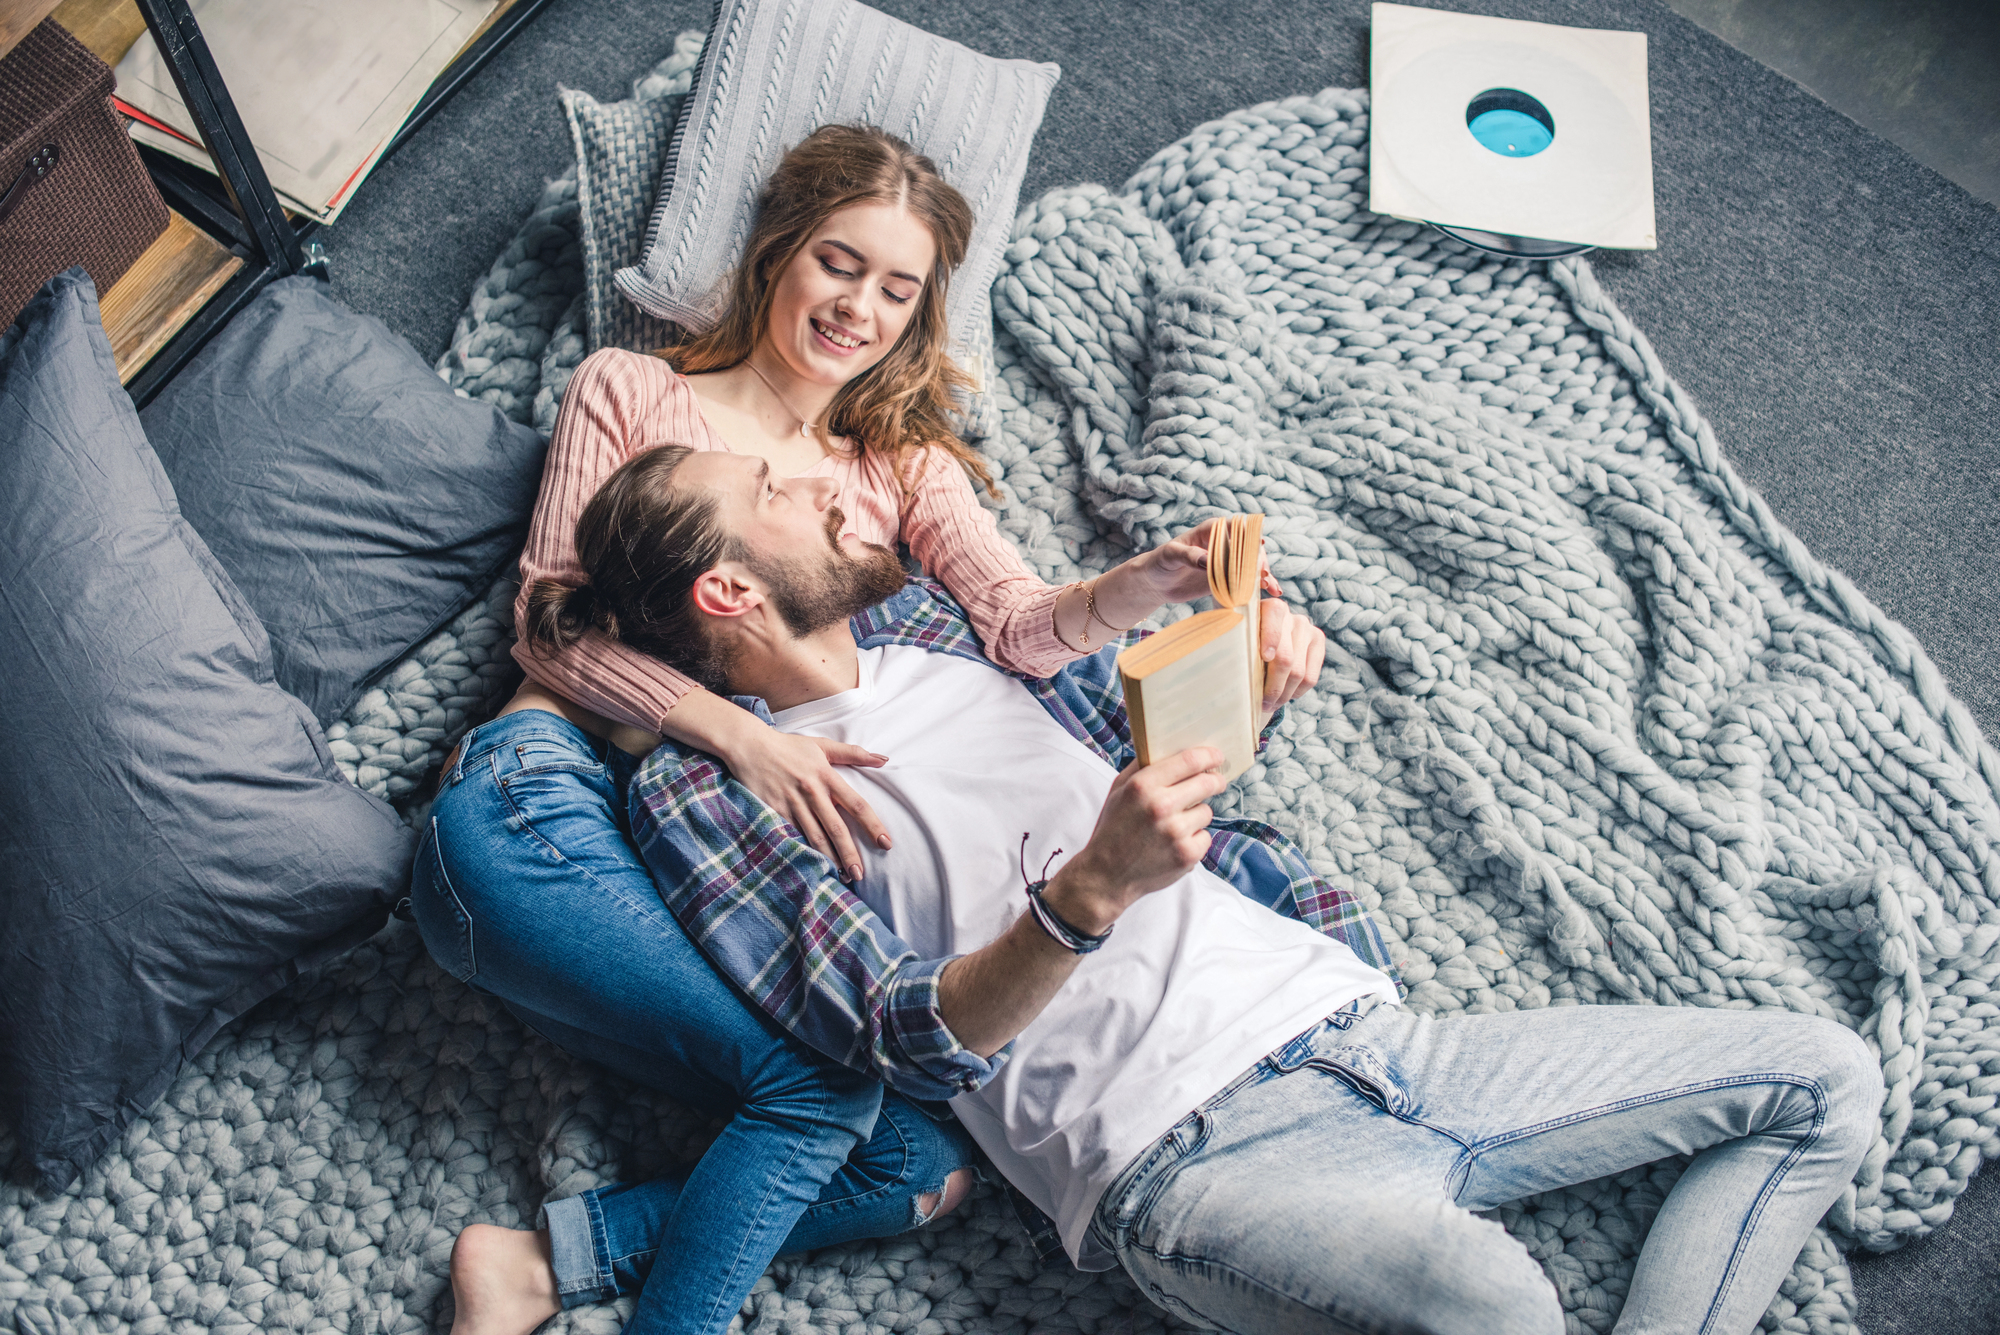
[0,18,169,326]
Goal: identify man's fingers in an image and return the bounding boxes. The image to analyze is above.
[829,775,894,852]
[1155,746,1226,786]
[1169,804,1215,839]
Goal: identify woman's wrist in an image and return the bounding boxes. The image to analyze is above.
[1087,553,1170,634]
[659,686,762,766]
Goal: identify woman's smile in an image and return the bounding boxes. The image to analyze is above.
[810,316,867,353]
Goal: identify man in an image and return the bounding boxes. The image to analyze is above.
[580,445,1882,1335]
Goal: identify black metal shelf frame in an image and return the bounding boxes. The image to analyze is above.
[124,0,551,406]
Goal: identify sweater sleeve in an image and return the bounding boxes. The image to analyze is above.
[511,348,704,733]
[898,449,1084,679]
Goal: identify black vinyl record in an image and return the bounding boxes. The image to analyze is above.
[1426,221,1594,259]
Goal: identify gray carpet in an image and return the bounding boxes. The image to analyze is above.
[318,1,2000,1329]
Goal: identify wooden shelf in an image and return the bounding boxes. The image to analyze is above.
[45,0,545,397]
[2,0,65,59]
[99,208,241,382]
[49,0,141,65]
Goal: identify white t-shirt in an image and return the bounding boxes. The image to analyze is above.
[769,645,1398,1266]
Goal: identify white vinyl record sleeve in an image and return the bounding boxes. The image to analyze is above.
[1369,3,1656,250]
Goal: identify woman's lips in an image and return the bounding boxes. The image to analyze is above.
[811,317,866,355]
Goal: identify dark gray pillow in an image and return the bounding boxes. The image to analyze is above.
[141,276,548,726]
[0,268,415,1193]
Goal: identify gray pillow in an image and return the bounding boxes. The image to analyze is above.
[562,33,704,354]
[0,268,415,1193]
[612,0,1057,391]
[140,276,549,727]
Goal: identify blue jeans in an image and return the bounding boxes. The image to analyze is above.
[1095,997,1881,1335]
[410,710,977,1335]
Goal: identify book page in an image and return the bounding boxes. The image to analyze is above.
[1244,596,1266,731]
[1129,614,1257,782]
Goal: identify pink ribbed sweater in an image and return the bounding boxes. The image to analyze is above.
[513,348,1077,733]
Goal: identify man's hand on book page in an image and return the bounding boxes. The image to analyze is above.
[1048,748,1230,935]
[1256,598,1329,717]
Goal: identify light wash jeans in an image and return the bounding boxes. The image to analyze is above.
[411,711,978,1335]
[1093,997,1881,1335]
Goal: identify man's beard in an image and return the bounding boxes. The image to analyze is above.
[750,506,908,637]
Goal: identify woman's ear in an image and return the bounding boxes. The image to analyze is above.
[690,564,758,620]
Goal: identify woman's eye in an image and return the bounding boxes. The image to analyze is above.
[883,288,913,305]
[819,259,853,278]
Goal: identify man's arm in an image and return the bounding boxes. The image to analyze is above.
[630,738,1227,1091]
[937,748,1229,1056]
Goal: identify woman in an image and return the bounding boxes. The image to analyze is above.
[420,124,1320,1335]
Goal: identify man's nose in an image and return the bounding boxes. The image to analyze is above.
[808,476,840,510]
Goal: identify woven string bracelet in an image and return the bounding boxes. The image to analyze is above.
[1017,832,1112,953]
[1024,879,1112,953]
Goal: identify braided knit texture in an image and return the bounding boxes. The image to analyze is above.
[7,83,1997,1335]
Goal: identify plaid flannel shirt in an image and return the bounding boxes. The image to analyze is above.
[628,578,1402,1104]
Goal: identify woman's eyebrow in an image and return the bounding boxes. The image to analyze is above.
[823,238,923,286]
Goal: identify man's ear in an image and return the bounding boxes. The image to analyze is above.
[690,562,760,620]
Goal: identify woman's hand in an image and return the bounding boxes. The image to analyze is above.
[1254,597,1327,719]
[725,728,892,884]
[1080,520,1289,638]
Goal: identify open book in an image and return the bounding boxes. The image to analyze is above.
[1117,513,1266,783]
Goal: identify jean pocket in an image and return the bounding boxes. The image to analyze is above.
[1312,1044,1413,1119]
[507,738,608,778]
[411,819,477,983]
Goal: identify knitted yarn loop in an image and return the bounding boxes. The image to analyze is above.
[7,76,1995,1335]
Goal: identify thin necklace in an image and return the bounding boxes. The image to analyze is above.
[743,357,820,439]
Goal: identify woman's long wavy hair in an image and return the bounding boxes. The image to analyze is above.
[664,123,995,498]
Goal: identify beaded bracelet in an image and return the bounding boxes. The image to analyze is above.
[1024,879,1112,954]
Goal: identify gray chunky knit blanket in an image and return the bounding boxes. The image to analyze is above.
[7,58,1998,1335]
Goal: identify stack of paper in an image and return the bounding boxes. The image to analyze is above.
[114,0,499,224]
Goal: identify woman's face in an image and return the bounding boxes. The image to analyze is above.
[762,200,938,388]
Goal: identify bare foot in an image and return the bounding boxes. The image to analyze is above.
[450,1224,562,1335]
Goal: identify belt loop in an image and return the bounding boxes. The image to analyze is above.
[446,725,478,785]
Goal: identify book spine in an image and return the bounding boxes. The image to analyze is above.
[1119,667,1152,768]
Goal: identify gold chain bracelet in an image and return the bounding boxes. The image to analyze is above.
[1059,578,1136,650]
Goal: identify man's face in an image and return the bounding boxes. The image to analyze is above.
[682,451,907,634]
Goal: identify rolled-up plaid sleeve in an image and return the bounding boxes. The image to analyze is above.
[628,741,1010,1100]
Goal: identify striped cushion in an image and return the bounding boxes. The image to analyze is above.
[612,0,1058,397]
